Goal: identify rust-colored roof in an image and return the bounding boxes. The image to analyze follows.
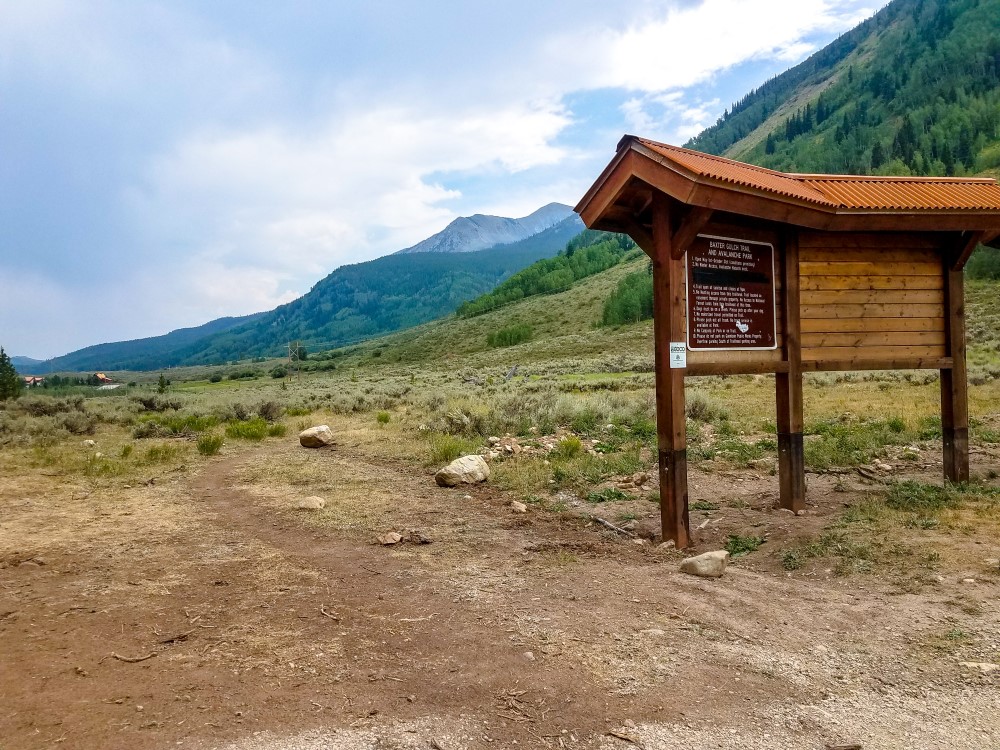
[631,137,1000,212]
[798,175,1000,211]
[635,138,836,207]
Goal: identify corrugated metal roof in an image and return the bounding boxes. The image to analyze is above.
[633,137,1000,212]
[636,138,836,207]
[800,176,1000,210]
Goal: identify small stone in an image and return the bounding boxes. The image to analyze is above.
[94,452,103,459]
[510,501,527,513]
[378,532,403,546]
[632,538,648,545]
[632,472,650,486]
[523,651,535,661]
[958,661,999,674]
[656,540,677,551]
[488,436,500,445]
[775,508,795,516]
[295,496,325,510]
[462,495,472,501]
[82,440,96,448]
[961,578,976,584]
[680,550,730,578]
[404,530,432,544]
[299,425,335,448]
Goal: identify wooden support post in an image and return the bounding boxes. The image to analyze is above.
[775,230,805,511]
[941,256,969,483]
[651,193,690,548]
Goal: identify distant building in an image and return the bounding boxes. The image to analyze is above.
[23,376,45,387]
[94,372,114,384]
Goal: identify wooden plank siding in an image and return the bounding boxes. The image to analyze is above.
[798,234,946,365]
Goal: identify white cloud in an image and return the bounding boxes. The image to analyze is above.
[1,0,880,358]
[134,99,573,281]
[548,0,874,93]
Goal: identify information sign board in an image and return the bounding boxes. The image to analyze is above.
[686,234,776,350]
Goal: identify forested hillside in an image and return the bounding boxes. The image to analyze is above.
[688,0,1000,178]
[162,216,585,366]
[456,231,636,318]
[39,313,264,374]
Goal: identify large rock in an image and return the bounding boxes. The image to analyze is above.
[435,455,490,487]
[680,550,730,578]
[295,496,325,510]
[299,425,334,448]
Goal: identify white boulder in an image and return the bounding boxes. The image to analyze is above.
[680,550,730,578]
[295,496,325,510]
[299,425,334,448]
[435,455,490,487]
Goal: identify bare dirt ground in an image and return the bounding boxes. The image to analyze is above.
[2,428,999,750]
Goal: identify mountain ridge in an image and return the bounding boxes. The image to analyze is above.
[396,203,576,254]
[21,209,584,372]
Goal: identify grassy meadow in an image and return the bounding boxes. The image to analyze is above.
[3,257,1000,578]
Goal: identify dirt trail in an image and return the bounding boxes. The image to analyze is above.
[1,439,998,749]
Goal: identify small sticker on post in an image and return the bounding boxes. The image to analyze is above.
[669,342,687,369]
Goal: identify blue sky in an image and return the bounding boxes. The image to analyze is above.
[1,0,877,359]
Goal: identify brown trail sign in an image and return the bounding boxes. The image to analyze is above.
[576,136,1000,548]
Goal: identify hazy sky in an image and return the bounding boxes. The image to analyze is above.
[1,0,876,359]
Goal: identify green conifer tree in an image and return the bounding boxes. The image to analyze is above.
[0,347,24,401]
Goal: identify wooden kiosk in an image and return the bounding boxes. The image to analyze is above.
[575,136,1000,547]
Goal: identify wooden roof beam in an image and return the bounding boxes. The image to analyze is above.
[621,218,654,255]
[950,230,986,271]
[670,206,713,260]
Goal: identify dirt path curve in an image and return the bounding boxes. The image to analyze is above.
[183,445,755,749]
[3,437,998,750]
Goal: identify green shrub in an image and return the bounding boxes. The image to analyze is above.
[197,433,224,456]
[686,393,730,423]
[376,411,391,425]
[804,416,915,469]
[884,481,956,512]
[225,417,270,441]
[428,433,479,464]
[209,373,223,383]
[257,401,284,422]
[601,269,653,326]
[586,487,631,503]
[270,366,287,379]
[143,443,183,464]
[726,534,765,556]
[553,435,583,458]
[966,245,1000,280]
[487,324,533,348]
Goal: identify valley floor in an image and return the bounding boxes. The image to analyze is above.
[2,420,998,750]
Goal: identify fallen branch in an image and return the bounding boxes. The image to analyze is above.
[110,651,156,663]
[591,516,634,537]
[158,629,195,645]
[319,606,340,621]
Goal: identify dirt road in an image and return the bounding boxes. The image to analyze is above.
[1,435,998,749]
